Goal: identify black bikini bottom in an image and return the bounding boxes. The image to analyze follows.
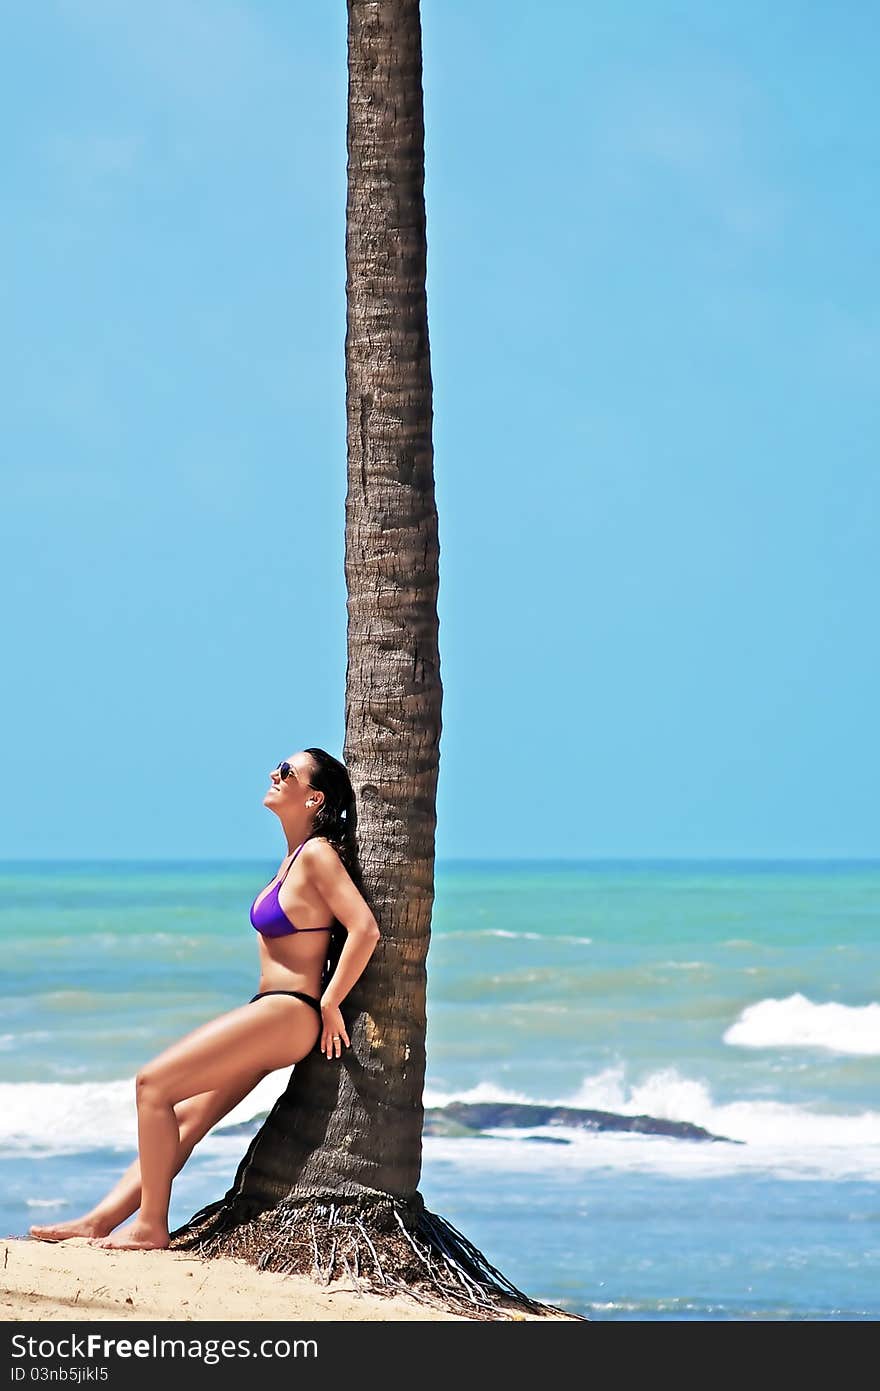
[248,990,322,1018]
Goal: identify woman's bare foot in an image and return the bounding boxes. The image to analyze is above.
[91,1219,169,1251]
[29,1216,114,1243]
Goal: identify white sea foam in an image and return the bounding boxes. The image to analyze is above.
[485,930,542,940]
[479,930,593,944]
[423,1080,535,1108]
[564,1063,880,1149]
[5,1062,880,1181]
[0,1031,52,1051]
[427,1063,880,1180]
[723,993,880,1056]
[421,1122,880,1182]
[0,1070,294,1155]
[442,930,592,944]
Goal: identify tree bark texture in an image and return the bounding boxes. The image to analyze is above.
[339,0,442,1189]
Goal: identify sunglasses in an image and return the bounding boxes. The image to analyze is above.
[276,760,311,787]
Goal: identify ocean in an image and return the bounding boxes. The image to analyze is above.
[1,858,878,1321]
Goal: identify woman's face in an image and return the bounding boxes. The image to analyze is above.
[263,751,316,814]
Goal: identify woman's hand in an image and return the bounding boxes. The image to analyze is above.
[320,1001,350,1060]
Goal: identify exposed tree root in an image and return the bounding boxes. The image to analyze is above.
[169,1191,583,1321]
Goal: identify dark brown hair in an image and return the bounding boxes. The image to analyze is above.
[302,747,368,991]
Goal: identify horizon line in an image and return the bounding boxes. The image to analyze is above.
[1,854,878,865]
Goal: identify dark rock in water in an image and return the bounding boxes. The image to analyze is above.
[220,1101,742,1146]
[424,1101,742,1145]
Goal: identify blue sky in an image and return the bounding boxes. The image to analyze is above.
[3,1,877,860]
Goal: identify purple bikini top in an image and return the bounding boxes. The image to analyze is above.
[250,840,334,939]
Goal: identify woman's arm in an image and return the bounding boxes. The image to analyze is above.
[303,838,381,1058]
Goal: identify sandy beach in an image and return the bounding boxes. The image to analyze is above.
[0,1238,475,1322]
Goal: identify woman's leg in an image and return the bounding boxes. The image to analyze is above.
[92,995,320,1250]
[28,1074,270,1242]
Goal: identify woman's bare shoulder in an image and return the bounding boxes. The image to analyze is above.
[302,836,342,863]
[301,838,353,890]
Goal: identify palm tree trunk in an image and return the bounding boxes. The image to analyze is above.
[169,0,571,1321]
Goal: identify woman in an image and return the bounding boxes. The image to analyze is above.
[29,747,380,1251]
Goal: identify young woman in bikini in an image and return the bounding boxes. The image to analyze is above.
[29,747,379,1251]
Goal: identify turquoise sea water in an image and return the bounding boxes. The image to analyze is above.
[1,859,879,1321]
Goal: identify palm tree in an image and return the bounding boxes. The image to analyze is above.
[170,0,566,1320]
